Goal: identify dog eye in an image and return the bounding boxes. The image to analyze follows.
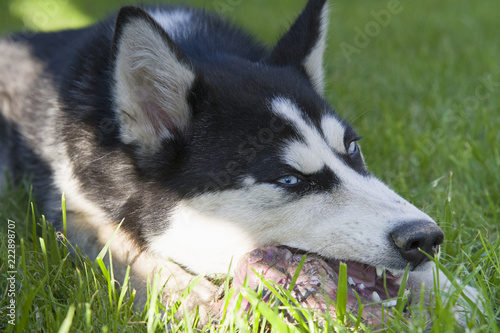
[277,175,302,185]
[348,141,359,156]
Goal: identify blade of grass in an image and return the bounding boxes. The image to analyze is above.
[61,193,68,256]
[395,265,411,312]
[116,265,131,317]
[336,262,348,324]
[92,218,125,270]
[31,202,37,254]
[58,304,76,333]
[239,287,298,333]
[250,271,308,329]
[147,272,161,333]
[288,254,307,292]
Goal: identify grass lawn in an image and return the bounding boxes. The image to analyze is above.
[1,0,499,331]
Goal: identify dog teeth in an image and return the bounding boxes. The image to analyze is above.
[388,268,405,277]
[371,291,381,302]
[395,275,404,285]
[376,266,384,278]
[347,277,355,286]
[358,283,365,290]
[383,299,398,307]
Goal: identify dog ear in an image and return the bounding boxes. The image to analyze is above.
[267,0,329,95]
[112,6,195,153]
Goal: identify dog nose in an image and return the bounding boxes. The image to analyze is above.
[390,221,444,269]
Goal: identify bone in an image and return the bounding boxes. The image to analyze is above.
[229,247,407,327]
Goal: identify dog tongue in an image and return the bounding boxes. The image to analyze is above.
[328,259,376,287]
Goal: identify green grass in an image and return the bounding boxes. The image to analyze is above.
[1,0,499,331]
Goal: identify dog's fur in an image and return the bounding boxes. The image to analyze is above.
[0,0,480,324]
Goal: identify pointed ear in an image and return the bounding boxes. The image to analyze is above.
[267,0,329,95]
[112,6,196,153]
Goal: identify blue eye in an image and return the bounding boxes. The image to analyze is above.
[348,141,359,156]
[277,175,302,185]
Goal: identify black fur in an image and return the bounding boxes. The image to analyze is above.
[1,0,352,241]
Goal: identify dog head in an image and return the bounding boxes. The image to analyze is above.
[110,0,443,290]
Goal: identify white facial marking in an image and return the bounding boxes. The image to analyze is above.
[321,115,347,153]
[283,140,324,174]
[271,97,319,146]
[272,97,349,176]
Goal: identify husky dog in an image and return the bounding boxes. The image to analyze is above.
[0,0,479,325]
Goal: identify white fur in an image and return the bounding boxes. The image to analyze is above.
[114,17,195,153]
[303,1,329,95]
[283,140,325,174]
[149,200,257,274]
[148,9,193,38]
[321,115,347,153]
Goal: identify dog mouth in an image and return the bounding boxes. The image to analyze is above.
[325,257,409,305]
[282,246,410,305]
[233,246,411,318]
